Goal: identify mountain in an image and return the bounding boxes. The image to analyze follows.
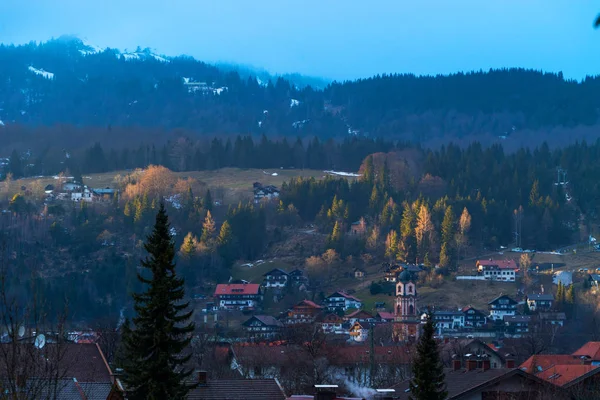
[1,36,600,146]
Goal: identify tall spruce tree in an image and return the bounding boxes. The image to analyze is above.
[409,314,447,400]
[120,203,195,400]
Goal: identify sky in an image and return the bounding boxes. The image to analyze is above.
[1,0,599,81]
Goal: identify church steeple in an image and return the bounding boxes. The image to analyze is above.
[393,268,420,342]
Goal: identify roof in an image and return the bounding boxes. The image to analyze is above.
[477,259,518,269]
[398,269,412,283]
[264,268,288,276]
[376,312,395,320]
[536,364,600,386]
[345,310,373,319]
[288,269,303,276]
[326,345,414,365]
[503,315,531,323]
[520,355,582,374]
[589,274,600,281]
[2,378,113,400]
[392,368,563,399]
[440,339,505,362]
[287,396,364,400]
[433,309,464,316]
[573,341,600,359]
[243,315,283,328]
[461,306,485,314]
[527,294,554,301]
[188,379,286,400]
[293,299,323,309]
[538,312,566,321]
[214,283,260,296]
[327,291,362,303]
[488,294,518,305]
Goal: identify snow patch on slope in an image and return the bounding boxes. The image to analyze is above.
[290,99,300,108]
[28,66,54,80]
[324,170,361,177]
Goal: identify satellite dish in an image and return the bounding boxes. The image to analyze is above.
[34,334,46,349]
[17,326,25,338]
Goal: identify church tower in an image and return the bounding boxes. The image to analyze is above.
[393,269,420,341]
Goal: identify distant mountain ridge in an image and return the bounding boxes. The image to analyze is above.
[1,36,600,146]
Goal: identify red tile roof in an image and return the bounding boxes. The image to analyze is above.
[573,341,600,359]
[520,355,582,374]
[477,259,518,269]
[329,291,362,302]
[214,283,260,296]
[294,299,323,309]
[345,310,373,319]
[536,364,599,386]
[376,312,395,320]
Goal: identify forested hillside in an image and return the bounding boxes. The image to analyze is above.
[1,37,600,146]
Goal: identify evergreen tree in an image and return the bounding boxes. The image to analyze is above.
[362,155,375,185]
[556,282,564,310]
[409,314,447,400]
[385,230,399,260]
[217,220,237,267]
[180,232,198,258]
[120,204,195,400]
[438,242,450,268]
[566,284,575,304]
[327,221,343,249]
[203,189,213,211]
[441,206,455,246]
[200,211,216,246]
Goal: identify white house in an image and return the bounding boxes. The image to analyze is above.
[477,259,519,282]
[488,295,518,321]
[262,268,288,288]
[70,188,94,202]
[324,291,362,312]
[425,310,465,331]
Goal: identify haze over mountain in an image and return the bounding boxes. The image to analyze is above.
[2,0,599,81]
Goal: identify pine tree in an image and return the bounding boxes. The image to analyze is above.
[385,230,399,260]
[529,179,540,207]
[556,282,564,310]
[566,284,575,304]
[441,206,455,246]
[200,211,216,246]
[180,232,198,258]
[362,155,375,185]
[203,189,213,211]
[120,203,195,399]
[327,221,342,249]
[409,314,447,400]
[438,242,450,268]
[369,186,380,212]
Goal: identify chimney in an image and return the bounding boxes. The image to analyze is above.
[482,359,491,371]
[197,370,207,386]
[506,359,515,368]
[466,359,477,371]
[315,385,338,400]
[453,359,462,371]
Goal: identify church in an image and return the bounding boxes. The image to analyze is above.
[393,269,422,342]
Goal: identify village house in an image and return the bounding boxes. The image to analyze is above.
[324,291,362,312]
[213,283,262,311]
[62,181,82,191]
[318,313,345,334]
[488,295,518,321]
[376,311,396,323]
[263,268,289,288]
[392,363,570,399]
[537,312,566,327]
[93,187,118,200]
[242,315,283,339]
[588,273,600,287]
[253,182,279,203]
[526,293,554,312]
[349,218,367,235]
[425,309,465,331]
[353,268,365,279]
[189,372,286,400]
[462,306,488,328]
[383,265,402,282]
[348,321,368,342]
[44,184,54,194]
[285,299,323,324]
[439,338,507,369]
[504,315,532,337]
[520,342,600,397]
[344,310,375,326]
[71,187,95,202]
[477,259,519,282]
[288,269,307,285]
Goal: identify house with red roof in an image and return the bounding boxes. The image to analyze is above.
[324,291,362,312]
[318,313,345,334]
[476,259,519,282]
[213,283,262,310]
[286,300,324,324]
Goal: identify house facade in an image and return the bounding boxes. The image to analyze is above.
[213,283,262,310]
[477,259,519,282]
[462,306,488,327]
[349,322,368,342]
[286,300,323,324]
[504,315,531,336]
[527,293,554,312]
[263,268,289,288]
[318,313,345,334]
[242,315,283,339]
[324,291,362,312]
[488,295,518,320]
[428,310,465,331]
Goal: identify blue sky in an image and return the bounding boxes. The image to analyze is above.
[1,0,599,81]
